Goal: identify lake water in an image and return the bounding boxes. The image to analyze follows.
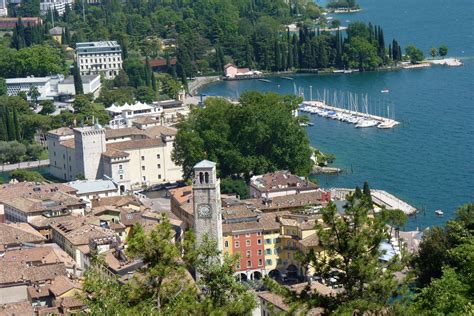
[200,0,474,230]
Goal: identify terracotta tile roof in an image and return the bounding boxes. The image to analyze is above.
[260,211,290,231]
[3,191,84,214]
[51,216,115,246]
[0,223,46,246]
[0,301,34,316]
[258,291,290,312]
[102,249,143,273]
[223,220,263,234]
[91,195,140,208]
[55,296,84,309]
[29,214,79,229]
[1,247,62,265]
[143,125,177,137]
[300,233,320,247]
[47,127,74,136]
[108,138,164,151]
[0,262,66,285]
[169,186,193,205]
[133,116,160,125]
[49,275,82,297]
[147,57,176,68]
[28,284,52,299]
[101,148,130,159]
[60,138,75,149]
[120,209,143,226]
[0,182,77,200]
[36,306,61,316]
[250,171,318,194]
[105,127,144,139]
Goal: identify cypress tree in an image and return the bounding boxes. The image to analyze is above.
[292,34,298,68]
[144,57,152,87]
[6,107,15,141]
[388,44,392,60]
[151,72,157,92]
[0,108,7,141]
[73,62,84,95]
[13,107,20,141]
[398,45,402,62]
[287,30,293,69]
[274,39,281,71]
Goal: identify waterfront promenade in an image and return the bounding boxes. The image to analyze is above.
[330,188,417,215]
[0,159,50,172]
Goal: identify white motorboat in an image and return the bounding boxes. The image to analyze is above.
[435,210,444,216]
[356,119,379,128]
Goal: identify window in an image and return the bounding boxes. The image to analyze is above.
[246,240,251,246]
[246,250,251,257]
[245,233,251,237]
[265,249,272,255]
[266,259,273,265]
[256,232,262,236]
[224,241,229,248]
[265,239,272,245]
[234,234,240,239]
[156,154,161,159]
[258,259,263,266]
[142,166,145,171]
[158,174,161,179]
[234,241,240,248]
[274,238,280,244]
[257,239,262,245]
[236,263,240,269]
[141,156,145,161]
[142,176,146,181]
[257,249,263,256]
[119,164,123,170]
[119,175,123,180]
[274,248,280,254]
[247,260,252,268]
[157,164,161,169]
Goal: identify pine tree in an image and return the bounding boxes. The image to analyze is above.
[144,57,152,87]
[73,62,84,95]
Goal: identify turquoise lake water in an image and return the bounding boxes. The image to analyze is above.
[201,0,474,230]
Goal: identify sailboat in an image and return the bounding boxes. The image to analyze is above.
[378,105,399,129]
[355,95,379,128]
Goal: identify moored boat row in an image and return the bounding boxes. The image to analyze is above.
[299,101,400,129]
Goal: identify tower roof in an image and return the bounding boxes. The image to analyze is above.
[194,160,216,169]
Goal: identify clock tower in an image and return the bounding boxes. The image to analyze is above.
[192,160,223,253]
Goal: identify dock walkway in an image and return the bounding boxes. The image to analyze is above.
[301,100,399,126]
[330,188,417,215]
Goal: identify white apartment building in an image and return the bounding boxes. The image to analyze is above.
[106,102,163,129]
[76,41,123,79]
[6,74,101,101]
[47,125,183,192]
[0,0,7,17]
[40,0,73,15]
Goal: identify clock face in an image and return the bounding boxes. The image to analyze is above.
[198,204,212,218]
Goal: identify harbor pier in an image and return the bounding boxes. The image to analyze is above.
[300,100,400,129]
[330,188,417,215]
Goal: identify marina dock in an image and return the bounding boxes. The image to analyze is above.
[330,188,417,215]
[300,100,400,129]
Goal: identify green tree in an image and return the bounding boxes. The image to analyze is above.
[73,62,84,95]
[405,45,424,64]
[430,47,437,59]
[28,86,40,106]
[0,78,6,96]
[126,218,198,313]
[438,44,448,58]
[220,177,250,199]
[303,188,407,314]
[10,168,44,181]
[39,100,55,115]
[173,92,313,180]
[135,86,155,103]
[193,235,257,314]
